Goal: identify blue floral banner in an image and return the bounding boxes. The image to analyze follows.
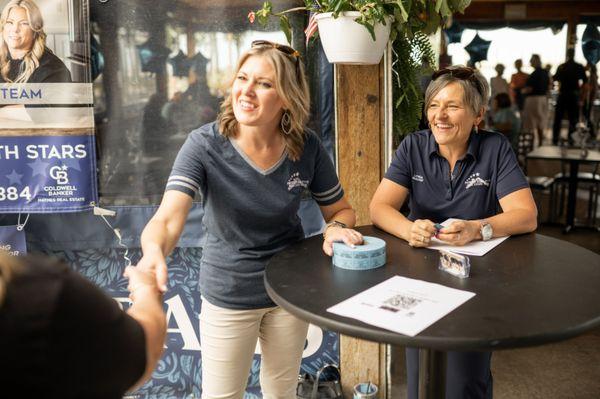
[0,135,97,213]
[0,225,27,255]
[52,247,339,398]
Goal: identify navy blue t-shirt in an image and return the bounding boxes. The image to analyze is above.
[167,122,343,309]
[384,129,529,222]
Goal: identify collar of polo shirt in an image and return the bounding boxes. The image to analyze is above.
[426,128,482,161]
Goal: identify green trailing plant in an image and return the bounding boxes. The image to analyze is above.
[250,0,472,139]
[392,31,436,141]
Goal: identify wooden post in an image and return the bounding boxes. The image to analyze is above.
[335,61,387,397]
[336,64,384,224]
[186,22,196,60]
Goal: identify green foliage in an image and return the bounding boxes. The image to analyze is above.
[249,0,472,141]
[392,31,436,140]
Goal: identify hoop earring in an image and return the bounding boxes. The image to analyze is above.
[281,110,292,135]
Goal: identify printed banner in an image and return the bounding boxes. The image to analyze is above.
[0,135,97,212]
[63,247,339,399]
[0,0,96,213]
[0,225,27,255]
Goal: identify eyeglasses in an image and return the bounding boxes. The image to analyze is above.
[432,67,483,96]
[251,40,301,76]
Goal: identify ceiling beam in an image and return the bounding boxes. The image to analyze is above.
[456,1,600,21]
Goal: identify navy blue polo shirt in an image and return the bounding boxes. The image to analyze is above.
[384,129,528,222]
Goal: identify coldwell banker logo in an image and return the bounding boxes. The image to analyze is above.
[49,165,69,184]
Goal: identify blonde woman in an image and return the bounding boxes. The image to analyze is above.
[137,41,362,398]
[0,0,71,83]
[0,251,166,397]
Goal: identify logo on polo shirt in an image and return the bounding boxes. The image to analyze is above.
[287,171,309,191]
[465,173,490,189]
[412,174,424,183]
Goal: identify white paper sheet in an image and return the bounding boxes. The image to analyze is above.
[327,276,475,337]
[427,218,509,256]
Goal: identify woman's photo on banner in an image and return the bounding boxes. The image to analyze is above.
[0,0,97,214]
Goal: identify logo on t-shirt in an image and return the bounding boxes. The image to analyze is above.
[287,171,309,191]
[412,174,424,183]
[465,173,490,189]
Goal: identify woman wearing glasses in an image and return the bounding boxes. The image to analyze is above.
[370,65,537,398]
[138,41,362,398]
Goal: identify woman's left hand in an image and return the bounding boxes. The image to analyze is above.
[323,227,364,256]
[436,220,480,246]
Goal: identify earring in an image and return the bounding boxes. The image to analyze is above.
[281,110,292,135]
[473,125,478,134]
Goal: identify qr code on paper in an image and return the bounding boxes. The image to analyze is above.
[379,295,421,313]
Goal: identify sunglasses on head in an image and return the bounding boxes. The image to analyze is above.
[251,40,301,75]
[251,40,300,58]
[432,67,476,81]
[432,67,484,97]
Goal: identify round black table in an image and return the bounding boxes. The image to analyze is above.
[265,225,600,398]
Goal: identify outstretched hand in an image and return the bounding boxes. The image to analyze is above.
[135,249,168,293]
[123,265,162,301]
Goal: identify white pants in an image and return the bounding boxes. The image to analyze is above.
[199,299,309,399]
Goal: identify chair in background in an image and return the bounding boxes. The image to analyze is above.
[517,131,535,169]
[552,162,600,227]
[519,131,556,223]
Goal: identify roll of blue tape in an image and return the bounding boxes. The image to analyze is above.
[332,236,386,270]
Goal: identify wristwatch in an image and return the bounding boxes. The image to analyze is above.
[323,220,347,239]
[479,220,493,241]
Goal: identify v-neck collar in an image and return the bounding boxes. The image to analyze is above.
[229,138,288,175]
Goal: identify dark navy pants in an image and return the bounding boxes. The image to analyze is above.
[406,348,493,399]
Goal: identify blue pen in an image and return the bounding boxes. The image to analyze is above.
[434,223,444,237]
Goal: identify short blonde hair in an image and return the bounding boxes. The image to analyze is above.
[0,0,47,83]
[218,42,310,161]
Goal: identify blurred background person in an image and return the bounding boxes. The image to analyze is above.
[581,62,598,141]
[510,59,528,112]
[552,48,587,145]
[491,92,521,153]
[490,63,510,101]
[161,91,185,130]
[521,54,550,147]
[0,252,166,398]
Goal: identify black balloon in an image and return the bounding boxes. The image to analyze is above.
[444,22,464,44]
[464,33,492,64]
[137,40,170,73]
[582,24,600,65]
[168,50,190,77]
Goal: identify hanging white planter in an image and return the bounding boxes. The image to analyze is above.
[314,12,391,65]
